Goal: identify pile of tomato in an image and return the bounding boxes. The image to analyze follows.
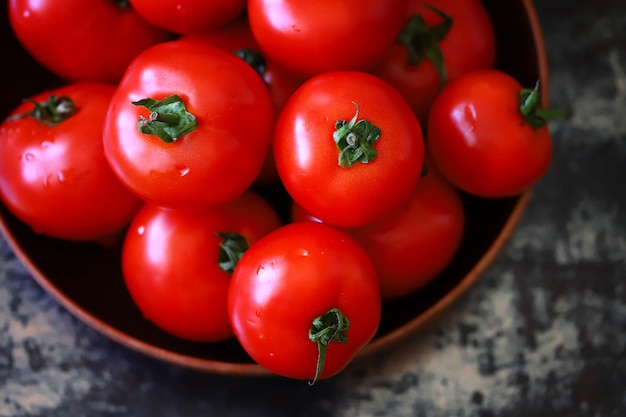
[1,0,562,383]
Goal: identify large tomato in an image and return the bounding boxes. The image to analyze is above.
[273,71,425,228]
[373,0,496,127]
[0,83,142,243]
[247,0,408,77]
[122,191,282,342]
[228,221,381,382]
[129,0,245,35]
[427,69,559,198]
[8,0,172,83]
[103,39,275,211]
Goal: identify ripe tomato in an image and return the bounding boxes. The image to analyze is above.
[0,83,143,243]
[8,0,172,84]
[292,157,466,300]
[274,71,425,228]
[427,69,560,198]
[122,191,282,342]
[373,0,496,127]
[228,221,381,382]
[103,39,275,211]
[129,0,245,34]
[247,0,408,77]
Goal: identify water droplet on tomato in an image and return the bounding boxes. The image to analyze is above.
[24,152,35,162]
[256,265,265,275]
[137,226,145,236]
[177,165,190,177]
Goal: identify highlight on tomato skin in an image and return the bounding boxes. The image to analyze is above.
[227,221,382,382]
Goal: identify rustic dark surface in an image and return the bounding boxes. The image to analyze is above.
[2,0,625,416]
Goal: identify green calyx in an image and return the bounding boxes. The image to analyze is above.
[333,102,381,168]
[132,95,198,143]
[216,232,249,275]
[308,307,350,386]
[232,47,267,79]
[396,5,453,89]
[7,95,76,126]
[519,81,567,129]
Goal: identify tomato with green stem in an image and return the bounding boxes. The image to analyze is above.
[228,221,381,383]
[8,0,172,83]
[427,69,565,198]
[122,191,282,342]
[273,71,425,228]
[103,39,275,211]
[373,0,496,127]
[0,83,143,243]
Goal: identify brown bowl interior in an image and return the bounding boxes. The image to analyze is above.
[0,0,547,376]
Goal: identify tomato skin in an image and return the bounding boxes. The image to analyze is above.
[292,157,465,300]
[0,83,143,242]
[129,0,245,34]
[373,0,496,127]
[247,0,408,77]
[8,0,172,84]
[182,17,305,185]
[103,39,275,211]
[427,69,553,198]
[122,191,282,342]
[228,221,381,380]
[274,71,425,228]
[182,16,304,115]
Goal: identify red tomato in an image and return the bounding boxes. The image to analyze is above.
[0,83,142,242]
[274,71,425,228]
[129,0,245,34]
[103,39,275,211]
[373,0,496,127]
[427,69,556,198]
[122,191,282,342]
[8,0,172,83]
[247,0,408,77]
[228,221,381,382]
[292,157,465,300]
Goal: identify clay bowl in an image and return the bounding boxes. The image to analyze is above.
[0,0,547,376]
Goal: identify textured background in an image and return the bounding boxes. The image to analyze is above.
[2,0,625,416]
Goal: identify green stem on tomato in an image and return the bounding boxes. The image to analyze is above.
[396,4,453,90]
[232,47,267,80]
[132,95,198,143]
[333,102,381,168]
[308,307,350,385]
[7,95,75,126]
[216,232,249,275]
[519,81,567,129]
